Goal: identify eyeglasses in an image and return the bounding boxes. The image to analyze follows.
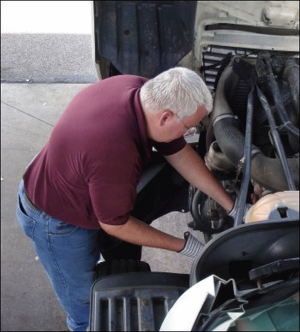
[180,120,197,137]
[175,114,198,137]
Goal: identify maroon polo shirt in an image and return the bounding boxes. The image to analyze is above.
[23,75,186,229]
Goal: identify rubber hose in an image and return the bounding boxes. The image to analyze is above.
[212,59,299,191]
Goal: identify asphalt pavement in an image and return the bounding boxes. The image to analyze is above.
[1,34,97,83]
[1,37,204,331]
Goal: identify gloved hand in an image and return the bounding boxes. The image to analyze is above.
[228,198,239,218]
[228,198,252,220]
[178,232,204,258]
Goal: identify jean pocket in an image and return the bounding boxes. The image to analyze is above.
[16,196,35,239]
[48,219,79,237]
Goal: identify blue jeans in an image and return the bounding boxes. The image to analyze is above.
[16,180,101,331]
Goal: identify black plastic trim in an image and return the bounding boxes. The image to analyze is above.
[205,24,299,36]
[190,219,299,285]
[93,1,197,78]
[89,272,189,331]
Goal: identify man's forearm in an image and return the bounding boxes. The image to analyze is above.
[165,144,234,212]
[99,216,185,252]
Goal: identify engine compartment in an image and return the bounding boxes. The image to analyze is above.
[189,50,299,240]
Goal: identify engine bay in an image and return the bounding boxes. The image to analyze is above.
[190,50,299,241]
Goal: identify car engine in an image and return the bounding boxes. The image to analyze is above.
[189,50,299,241]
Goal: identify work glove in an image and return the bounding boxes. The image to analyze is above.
[228,198,239,218]
[228,198,252,221]
[178,232,204,258]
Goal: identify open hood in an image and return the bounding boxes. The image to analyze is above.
[192,1,299,87]
[92,1,299,80]
[92,1,197,79]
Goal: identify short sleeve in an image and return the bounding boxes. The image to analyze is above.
[153,137,186,156]
[86,146,142,226]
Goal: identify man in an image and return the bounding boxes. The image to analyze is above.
[16,67,235,331]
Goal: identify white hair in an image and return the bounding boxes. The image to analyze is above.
[140,67,213,120]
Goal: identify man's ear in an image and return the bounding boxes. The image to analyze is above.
[159,110,175,127]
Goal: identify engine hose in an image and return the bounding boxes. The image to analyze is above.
[256,83,296,190]
[191,189,210,232]
[265,60,299,138]
[212,59,299,192]
[282,58,299,120]
[283,59,299,152]
[234,82,254,226]
[190,188,229,235]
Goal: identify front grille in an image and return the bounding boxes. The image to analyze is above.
[92,288,181,331]
[201,45,260,90]
[89,272,189,331]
